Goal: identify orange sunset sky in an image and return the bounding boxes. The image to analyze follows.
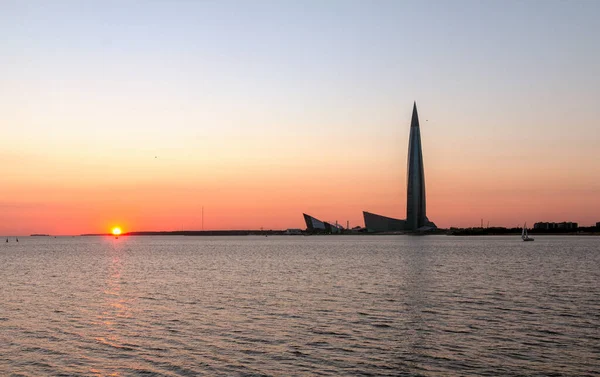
[1,2,599,235]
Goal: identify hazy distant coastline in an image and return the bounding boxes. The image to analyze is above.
[81,230,284,237]
[448,227,599,236]
[78,228,600,237]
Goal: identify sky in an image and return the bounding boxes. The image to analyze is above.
[1,0,599,235]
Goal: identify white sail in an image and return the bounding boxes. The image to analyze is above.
[521,222,534,241]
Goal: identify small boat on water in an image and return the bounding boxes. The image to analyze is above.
[522,223,534,242]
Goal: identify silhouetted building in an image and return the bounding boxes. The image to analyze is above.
[303,214,344,234]
[363,211,406,232]
[324,221,343,234]
[597,222,600,229]
[533,222,578,230]
[534,222,551,230]
[363,102,436,232]
[406,102,428,230]
[303,213,326,231]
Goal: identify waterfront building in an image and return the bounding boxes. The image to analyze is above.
[324,222,343,234]
[303,214,344,234]
[363,103,436,232]
[533,222,578,230]
[363,211,406,232]
[303,214,326,231]
[406,102,428,230]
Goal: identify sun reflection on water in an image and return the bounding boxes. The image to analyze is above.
[92,243,136,375]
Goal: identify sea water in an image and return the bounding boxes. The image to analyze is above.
[1,235,598,376]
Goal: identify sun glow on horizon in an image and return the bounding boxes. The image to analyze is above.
[112,227,122,236]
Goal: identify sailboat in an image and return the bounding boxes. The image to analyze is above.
[522,223,534,242]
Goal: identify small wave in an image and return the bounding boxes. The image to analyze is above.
[371,323,392,328]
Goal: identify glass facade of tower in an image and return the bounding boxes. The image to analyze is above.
[405,103,427,230]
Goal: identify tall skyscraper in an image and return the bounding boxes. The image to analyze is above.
[361,102,435,232]
[406,102,427,230]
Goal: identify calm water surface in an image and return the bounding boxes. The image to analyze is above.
[1,235,599,376]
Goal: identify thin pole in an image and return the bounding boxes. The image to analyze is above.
[202,206,204,231]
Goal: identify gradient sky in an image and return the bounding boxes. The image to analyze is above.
[1,0,599,234]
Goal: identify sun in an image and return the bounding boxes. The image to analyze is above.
[112,227,122,236]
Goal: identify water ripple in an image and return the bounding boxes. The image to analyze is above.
[0,235,599,376]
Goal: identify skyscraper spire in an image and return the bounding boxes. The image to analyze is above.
[411,101,420,128]
[406,102,427,230]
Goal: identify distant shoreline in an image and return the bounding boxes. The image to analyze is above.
[81,230,286,237]
[448,233,599,236]
[8,229,596,237]
[75,230,600,237]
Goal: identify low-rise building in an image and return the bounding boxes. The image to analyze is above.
[303,214,344,234]
[533,222,578,230]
